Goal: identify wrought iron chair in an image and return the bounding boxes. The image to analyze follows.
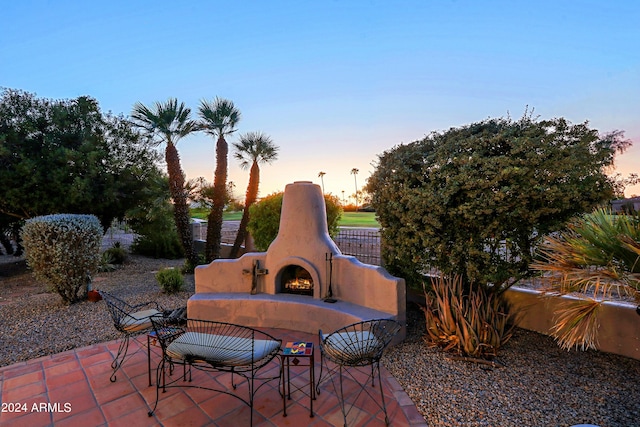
[99,290,164,383]
[147,317,282,427]
[317,319,402,427]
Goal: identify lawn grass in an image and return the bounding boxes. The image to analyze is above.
[191,209,243,221]
[338,212,379,228]
[193,209,379,227]
[222,211,243,221]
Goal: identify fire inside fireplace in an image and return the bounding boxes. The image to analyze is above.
[281,265,313,296]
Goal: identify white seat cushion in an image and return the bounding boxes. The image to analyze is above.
[322,331,381,363]
[121,309,161,332]
[166,332,280,366]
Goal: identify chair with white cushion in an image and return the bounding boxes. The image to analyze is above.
[99,290,163,382]
[317,319,401,427]
[147,317,282,426]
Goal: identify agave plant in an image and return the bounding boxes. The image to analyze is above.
[531,208,640,350]
[422,275,516,359]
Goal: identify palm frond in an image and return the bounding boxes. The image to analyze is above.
[551,298,601,351]
[232,131,279,170]
[130,98,197,146]
[198,97,241,137]
[531,207,640,349]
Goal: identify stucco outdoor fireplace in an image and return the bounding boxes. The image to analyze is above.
[188,181,406,339]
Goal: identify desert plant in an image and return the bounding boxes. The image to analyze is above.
[98,251,117,272]
[103,243,127,264]
[531,208,640,350]
[156,267,184,294]
[422,275,516,359]
[21,214,103,304]
[247,192,342,251]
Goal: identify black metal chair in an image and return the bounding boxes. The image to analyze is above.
[147,317,282,427]
[317,319,402,427]
[99,290,164,383]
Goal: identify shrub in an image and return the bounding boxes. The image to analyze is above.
[130,230,184,259]
[181,253,206,274]
[99,243,127,272]
[367,117,630,290]
[155,267,184,294]
[104,243,127,264]
[422,275,516,359]
[247,192,342,251]
[127,178,185,259]
[21,214,103,304]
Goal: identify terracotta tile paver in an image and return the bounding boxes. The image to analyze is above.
[0,329,427,427]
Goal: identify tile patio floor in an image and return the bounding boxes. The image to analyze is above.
[0,328,427,427]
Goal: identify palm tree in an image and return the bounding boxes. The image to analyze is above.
[131,98,198,266]
[318,171,326,194]
[531,208,640,350]
[351,168,359,211]
[198,97,241,261]
[229,132,279,258]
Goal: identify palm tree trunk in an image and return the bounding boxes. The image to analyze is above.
[206,135,228,261]
[230,161,259,258]
[165,143,197,265]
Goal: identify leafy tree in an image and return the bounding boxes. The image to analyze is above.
[248,192,342,251]
[0,88,161,233]
[366,115,631,290]
[198,97,241,262]
[131,98,198,266]
[230,132,279,258]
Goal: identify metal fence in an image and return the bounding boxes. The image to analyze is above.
[192,221,383,265]
[334,228,381,266]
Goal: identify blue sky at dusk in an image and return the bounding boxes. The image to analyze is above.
[2,0,639,198]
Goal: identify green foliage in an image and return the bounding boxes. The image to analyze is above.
[98,251,118,272]
[247,192,284,251]
[0,88,162,231]
[103,243,127,264]
[155,267,184,294]
[531,208,640,350]
[367,115,630,291]
[127,174,185,259]
[422,275,516,359]
[248,192,343,251]
[181,253,206,274]
[21,214,103,304]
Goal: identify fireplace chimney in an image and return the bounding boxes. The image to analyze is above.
[265,181,339,297]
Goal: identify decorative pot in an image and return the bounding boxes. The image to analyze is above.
[87,290,102,302]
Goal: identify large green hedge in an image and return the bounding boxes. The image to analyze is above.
[248,192,342,251]
[367,116,629,290]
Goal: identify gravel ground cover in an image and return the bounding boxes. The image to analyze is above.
[1,254,639,426]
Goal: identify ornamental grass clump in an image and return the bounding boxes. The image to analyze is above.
[156,267,184,294]
[422,275,516,359]
[21,214,103,304]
